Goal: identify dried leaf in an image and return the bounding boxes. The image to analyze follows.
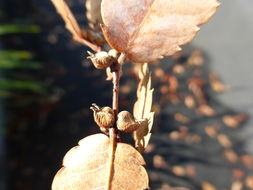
[232,169,245,179]
[202,182,216,190]
[222,114,248,128]
[241,155,253,169]
[217,134,232,148]
[187,50,204,66]
[197,105,215,116]
[209,72,227,92]
[133,63,154,153]
[174,113,190,124]
[231,181,243,190]
[52,134,149,190]
[224,149,238,163]
[172,166,186,177]
[186,165,197,177]
[51,0,100,51]
[153,155,168,169]
[245,176,253,189]
[85,0,102,28]
[205,126,218,138]
[101,0,220,63]
[184,95,196,109]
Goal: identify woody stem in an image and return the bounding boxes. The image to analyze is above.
[106,53,126,190]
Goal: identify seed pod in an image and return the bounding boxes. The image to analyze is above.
[90,104,115,128]
[117,111,140,133]
[87,51,116,69]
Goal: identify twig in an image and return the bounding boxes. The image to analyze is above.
[106,53,126,190]
[112,53,126,116]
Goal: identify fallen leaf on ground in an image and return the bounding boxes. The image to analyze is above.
[245,175,253,189]
[217,134,232,148]
[224,149,238,164]
[202,182,216,190]
[222,114,248,128]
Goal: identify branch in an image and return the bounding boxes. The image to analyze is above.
[106,53,126,190]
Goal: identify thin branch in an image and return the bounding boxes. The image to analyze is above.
[106,53,126,190]
[106,128,116,190]
[111,53,126,116]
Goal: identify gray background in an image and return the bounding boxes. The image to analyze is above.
[192,0,253,153]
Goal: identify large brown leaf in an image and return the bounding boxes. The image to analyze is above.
[101,0,220,63]
[51,0,100,51]
[133,63,154,153]
[52,133,149,190]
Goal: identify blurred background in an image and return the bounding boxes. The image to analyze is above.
[0,0,253,190]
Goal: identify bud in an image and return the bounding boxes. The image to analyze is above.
[117,111,140,133]
[90,104,115,128]
[87,51,116,69]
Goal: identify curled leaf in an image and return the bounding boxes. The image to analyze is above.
[85,0,103,28]
[51,0,100,51]
[101,0,220,62]
[52,134,149,190]
[133,63,154,153]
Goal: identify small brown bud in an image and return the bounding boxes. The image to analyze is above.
[117,111,140,133]
[90,104,115,128]
[87,51,116,69]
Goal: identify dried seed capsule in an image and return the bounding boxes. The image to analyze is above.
[90,104,115,128]
[87,51,116,69]
[108,49,120,59]
[117,111,140,133]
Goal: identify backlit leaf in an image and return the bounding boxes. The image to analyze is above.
[133,63,154,153]
[50,0,100,51]
[85,0,102,28]
[52,133,149,190]
[101,0,220,62]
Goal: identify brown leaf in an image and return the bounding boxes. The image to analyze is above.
[224,149,238,163]
[187,50,204,66]
[186,165,197,177]
[133,63,154,153]
[217,134,232,148]
[202,182,216,190]
[197,105,215,116]
[52,134,149,190]
[205,126,218,138]
[85,0,103,28]
[245,176,253,189]
[231,181,243,190]
[174,113,190,124]
[222,114,248,128]
[153,155,168,169]
[184,95,196,109]
[172,166,186,177]
[241,155,253,169]
[232,169,245,179]
[101,0,220,63]
[51,0,100,51]
[209,72,227,92]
